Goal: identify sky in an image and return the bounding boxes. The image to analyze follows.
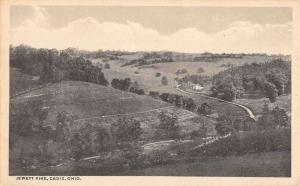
[10,6,293,54]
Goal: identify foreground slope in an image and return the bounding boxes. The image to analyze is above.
[11,81,170,124]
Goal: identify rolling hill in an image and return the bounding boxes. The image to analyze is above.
[10,80,215,138]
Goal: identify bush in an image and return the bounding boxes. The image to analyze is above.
[161,76,168,85]
[155,72,161,77]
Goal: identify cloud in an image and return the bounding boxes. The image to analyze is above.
[10,7,292,54]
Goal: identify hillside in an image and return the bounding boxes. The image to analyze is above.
[11,81,169,124]
[10,80,215,137]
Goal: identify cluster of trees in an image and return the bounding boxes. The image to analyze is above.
[111,78,145,95]
[149,92,197,112]
[212,59,291,102]
[10,45,108,86]
[111,78,132,91]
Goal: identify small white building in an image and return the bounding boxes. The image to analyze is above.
[192,84,204,91]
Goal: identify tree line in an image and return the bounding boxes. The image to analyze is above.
[10,45,108,86]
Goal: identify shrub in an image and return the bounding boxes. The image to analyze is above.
[161,76,168,85]
[155,72,161,77]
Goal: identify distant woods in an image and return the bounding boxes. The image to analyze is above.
[10,45,108,86]
[211,59,291,102]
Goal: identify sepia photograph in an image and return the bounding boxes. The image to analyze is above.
[3,2,295,180]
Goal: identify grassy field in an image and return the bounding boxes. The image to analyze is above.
[121,151,291,176]
[235,95,291,115]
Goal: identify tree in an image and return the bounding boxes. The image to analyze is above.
[184,98,196,111]
[264,81,278,103]
[155,72,161,77]
[161,76,168,85]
